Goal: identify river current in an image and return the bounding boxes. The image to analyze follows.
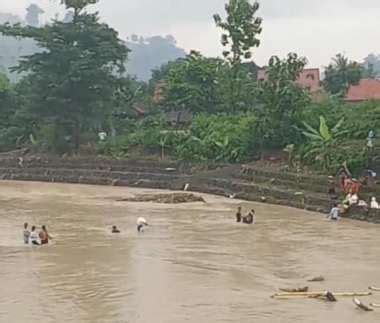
[0,181,379,323]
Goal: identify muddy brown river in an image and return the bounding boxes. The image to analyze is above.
[0,181,379,322]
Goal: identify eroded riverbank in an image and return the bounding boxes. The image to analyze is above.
[0,181,379,323]
[0,155,379,223]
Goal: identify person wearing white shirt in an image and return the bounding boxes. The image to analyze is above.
[29,226,40,245]
[327,203,340,221]
[137,217,148,232]
[370,197,379,209]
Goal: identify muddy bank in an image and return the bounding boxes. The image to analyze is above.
[0,153,379,223]
[118,193,206,204]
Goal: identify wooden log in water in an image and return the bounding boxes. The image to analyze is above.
[369,286,380,291]
[353,298,374,311]
[307,276,325,282]
[272,291,372,298]
[279,287,309,293]
[369,303,380,308]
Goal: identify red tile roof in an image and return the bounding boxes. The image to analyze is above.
[257,68,321,93]
[345,79,380,102]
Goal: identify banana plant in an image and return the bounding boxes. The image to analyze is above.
[301,116,347,170]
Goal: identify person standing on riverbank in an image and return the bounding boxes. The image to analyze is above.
[23,223,30,244]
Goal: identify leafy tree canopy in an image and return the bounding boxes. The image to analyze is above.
[0,0,129,151]
[257,53,310,148]
[214,0,262,65]
[160,51,226,113]
[323,54,363,96]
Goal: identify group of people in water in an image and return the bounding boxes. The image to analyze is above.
[23,223,52,245]
[236,206,255,224]
[111,217,149,234]
[23,217,148,245]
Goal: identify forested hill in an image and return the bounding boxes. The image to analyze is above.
[125,35,186,81]
[0,11,186,82]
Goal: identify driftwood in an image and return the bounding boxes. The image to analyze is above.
[280,287,309,293]
[272,291,372,299]
[325,291,337,302]
[369,286,380,291]
[353,298,374,311]
[369,303,380,308]
[307,276,325,282]
[117,193,206,204]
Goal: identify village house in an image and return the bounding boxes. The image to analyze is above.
[257,68,324,101]
[345,79,380,103]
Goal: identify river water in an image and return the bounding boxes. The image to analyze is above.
[0,181,379,323]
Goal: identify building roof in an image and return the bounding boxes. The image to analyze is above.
[296,68,321,93]
[345,79,380,102]
[257,68,321,93]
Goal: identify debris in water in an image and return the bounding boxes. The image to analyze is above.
[325,291,337,302]
[117,193,206,204]
[353,298,374,311]
[369,286,380,291]
[308,276,325,282]
[280,287,309,293]
[271,291,371,299]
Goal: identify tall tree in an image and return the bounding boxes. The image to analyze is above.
[160,51,225,114]
[323,54,363,96]
[0,0,129,151]
[257,53,310,149]
[214,0,262,112]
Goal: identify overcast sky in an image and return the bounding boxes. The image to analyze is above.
[1,0,379,68]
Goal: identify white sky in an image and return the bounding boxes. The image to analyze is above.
[1,0,379,68]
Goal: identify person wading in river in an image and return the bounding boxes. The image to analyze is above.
[23,223,30,244]
[243,209,255,224]
[39,225,52,245]
[236,206,242,223]
[137,217,148,232]
[112,225,121,233]
[327,203,340,221]
[30,226,40,245]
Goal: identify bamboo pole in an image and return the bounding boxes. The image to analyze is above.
[272,291,372,298]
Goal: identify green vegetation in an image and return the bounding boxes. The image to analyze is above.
[323,54,363,96]
[0,0,378,176]
[214,0,262,112]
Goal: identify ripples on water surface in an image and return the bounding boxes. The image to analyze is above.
[0,181,379,323]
